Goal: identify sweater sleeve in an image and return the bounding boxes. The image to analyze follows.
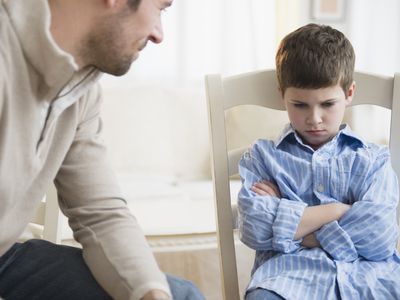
[54,84,171,300]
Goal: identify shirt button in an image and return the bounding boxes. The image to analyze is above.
[317,184,324,193]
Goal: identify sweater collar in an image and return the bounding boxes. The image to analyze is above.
[4,0,79,88]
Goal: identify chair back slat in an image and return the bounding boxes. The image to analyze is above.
[223,70,284,110]
[352,72,393,108]
[390,73,400,220]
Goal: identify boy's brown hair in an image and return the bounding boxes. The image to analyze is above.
[276,23,355,96]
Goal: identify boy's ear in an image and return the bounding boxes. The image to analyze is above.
[345,81,356,105]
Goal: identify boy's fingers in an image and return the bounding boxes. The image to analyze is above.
[261,180,281,197]
[251,186,266,196]
[251,184,274,196]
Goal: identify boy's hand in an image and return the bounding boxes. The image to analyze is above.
[251,180,282,198]
[301,233,321,248]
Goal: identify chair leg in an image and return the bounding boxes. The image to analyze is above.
[43,184,63,244]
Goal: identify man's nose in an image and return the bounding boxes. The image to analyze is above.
[149,19,163,44]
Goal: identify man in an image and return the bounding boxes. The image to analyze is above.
[0,0,204,299]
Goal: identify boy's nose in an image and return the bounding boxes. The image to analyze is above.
[306,109,323,125]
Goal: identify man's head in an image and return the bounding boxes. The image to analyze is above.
[276,24,356,150]
[80,0,172,76]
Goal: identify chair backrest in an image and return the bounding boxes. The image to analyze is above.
[205,69,400,300]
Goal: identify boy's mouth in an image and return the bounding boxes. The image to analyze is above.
[306,129,326,136]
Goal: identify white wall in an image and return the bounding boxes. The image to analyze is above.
[100,0,400,180]
[347,0,400,144]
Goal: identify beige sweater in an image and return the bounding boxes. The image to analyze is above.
[0,0,170,299]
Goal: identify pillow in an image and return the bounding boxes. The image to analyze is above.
[101,85,211,180]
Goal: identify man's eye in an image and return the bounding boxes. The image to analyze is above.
[322,102,334,107]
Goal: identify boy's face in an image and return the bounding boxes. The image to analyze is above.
[283,83,355,150]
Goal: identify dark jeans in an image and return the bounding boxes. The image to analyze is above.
[0,239,204,300]
[246,288,284,300]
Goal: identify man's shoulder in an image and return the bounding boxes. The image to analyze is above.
[0,4,18,80]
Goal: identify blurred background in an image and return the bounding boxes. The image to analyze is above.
[96,1,400,299]
[101,0,400,147]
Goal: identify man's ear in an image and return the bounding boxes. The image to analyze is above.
[104,0,126,9]
[345,81,356,105]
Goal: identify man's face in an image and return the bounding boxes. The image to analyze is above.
[82,0,172,76]
[283,83,355,150]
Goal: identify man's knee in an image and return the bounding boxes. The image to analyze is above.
[166,273,205,300]
[17,239,110,299]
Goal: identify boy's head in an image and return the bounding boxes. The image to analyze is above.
[276,23,355,96]
[276,24,356,150]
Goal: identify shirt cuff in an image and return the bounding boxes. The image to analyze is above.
[272,199,307,253]
[315,220,358,262]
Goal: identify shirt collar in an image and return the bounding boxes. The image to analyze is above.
[339,124,367,146]
[274,123,367,150]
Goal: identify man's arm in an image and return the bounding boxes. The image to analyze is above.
[55,85,171,300]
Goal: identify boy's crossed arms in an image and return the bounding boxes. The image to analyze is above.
[251,180,351,249]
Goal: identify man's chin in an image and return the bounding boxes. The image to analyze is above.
[131,52,140,62]
[98,60,134,76]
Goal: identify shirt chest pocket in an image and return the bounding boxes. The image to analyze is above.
[329,157,366,204]
[329,158,352,203]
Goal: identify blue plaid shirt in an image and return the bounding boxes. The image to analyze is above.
[238,124,400,299]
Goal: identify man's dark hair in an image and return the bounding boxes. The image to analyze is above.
[276,23,355,96]
[127,0,142,11]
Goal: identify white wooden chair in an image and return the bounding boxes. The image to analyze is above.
[26,184,64,244]
[205,69,400,300]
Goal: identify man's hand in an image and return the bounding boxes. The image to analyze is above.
[141,290,170,300]
[251,180,282,198]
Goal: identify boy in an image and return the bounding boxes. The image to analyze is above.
[238,23,400,300]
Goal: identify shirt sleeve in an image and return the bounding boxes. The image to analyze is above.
[54,84,171,300]
[315,148,399,262]
[238,143,307,253]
